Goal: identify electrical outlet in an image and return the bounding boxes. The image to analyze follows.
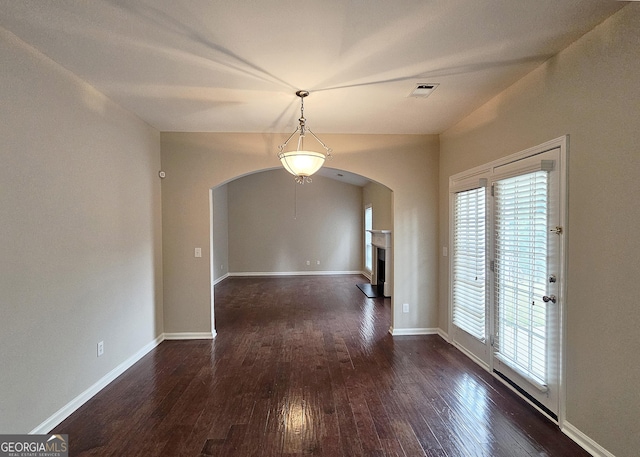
[97,341,104,357]
[306,260,310,265]
[316,260,320,265]
[402,303,409,313]
[195,247,202,258]
[443,246,448,257]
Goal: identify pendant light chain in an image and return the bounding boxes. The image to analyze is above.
[299,93,306,135]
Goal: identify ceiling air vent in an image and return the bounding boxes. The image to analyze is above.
[409,83,439,98]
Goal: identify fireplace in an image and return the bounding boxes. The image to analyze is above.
[377,247,386,295]
[368,230,392,297]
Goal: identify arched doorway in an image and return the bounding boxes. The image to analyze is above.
[210,167,392,334]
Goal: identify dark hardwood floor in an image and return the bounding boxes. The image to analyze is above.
[55,275,588,456]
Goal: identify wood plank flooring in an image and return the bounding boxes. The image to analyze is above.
[55,275,588,456]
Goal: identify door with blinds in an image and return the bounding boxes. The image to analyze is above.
[450,138,566,420]
[451,183,489,365]
[491,147,562,418]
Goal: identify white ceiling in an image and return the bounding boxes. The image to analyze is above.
[0,0,625,135]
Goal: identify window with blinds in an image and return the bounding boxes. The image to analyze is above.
[452,187,486,341]
[493,171,549,388]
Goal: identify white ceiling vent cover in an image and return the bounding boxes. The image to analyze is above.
[409,83,439,98]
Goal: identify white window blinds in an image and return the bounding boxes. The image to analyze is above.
[493,171,549,389]
[452,187,486,341]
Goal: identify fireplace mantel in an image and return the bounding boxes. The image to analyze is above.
[368,230,391,249]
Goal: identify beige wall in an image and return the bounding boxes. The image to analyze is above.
[0,29,162,433]
[363,181,393,231]
[211,184,229,282]
[161,132,439,334]
[439,5,640,456]
[227,170,363,274]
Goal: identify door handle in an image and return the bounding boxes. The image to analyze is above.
[542,295,557,304]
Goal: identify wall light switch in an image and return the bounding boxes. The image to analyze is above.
[195,248,202,258]
[402,303,409,313]
[443,247,448,257]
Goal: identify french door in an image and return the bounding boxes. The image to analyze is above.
[491,147,561,417]
[450,139,566,420]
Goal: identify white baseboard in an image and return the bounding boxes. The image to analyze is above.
[163,332,216,340]
[450,340,490,372]
[30,333,165,434]
[30,331,217,434]
[213,273,229,285]
[388,327,439,336]
[436,328,449,341]
[228,271,365,277]
[562,421,615,457]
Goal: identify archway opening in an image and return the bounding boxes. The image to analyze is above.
[210,167,393,334]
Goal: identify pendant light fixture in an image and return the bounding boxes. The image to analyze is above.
[278,90,332,184]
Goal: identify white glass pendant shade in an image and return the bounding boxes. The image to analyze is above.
[279,150,326,177]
